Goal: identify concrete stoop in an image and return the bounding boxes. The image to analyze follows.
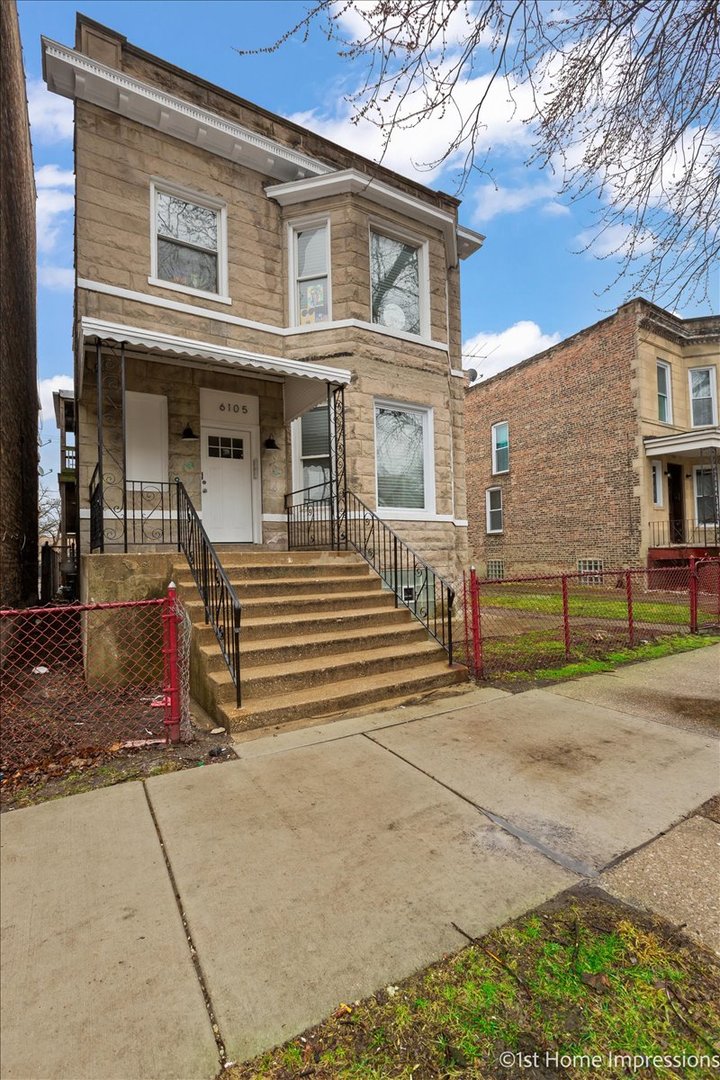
[173,549,467,732]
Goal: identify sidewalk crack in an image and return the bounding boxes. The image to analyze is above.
[142,782,229,1069]
[362,732,594,878]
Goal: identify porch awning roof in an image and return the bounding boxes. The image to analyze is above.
[644,428,720,457]
[80,317,352,423]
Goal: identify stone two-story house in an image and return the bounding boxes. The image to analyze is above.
[466,299,720,578]
[1,0,38,608]
[41,15,483,729]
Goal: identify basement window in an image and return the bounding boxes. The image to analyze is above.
[486,559,504,580]
[577,558,604,585]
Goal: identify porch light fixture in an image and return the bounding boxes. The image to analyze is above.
[264,435,280,450]
[181,424,199,441]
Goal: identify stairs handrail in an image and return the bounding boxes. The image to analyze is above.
[285,484,455,664]
[175,479,242,707]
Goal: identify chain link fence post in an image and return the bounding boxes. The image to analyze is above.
[162,582,181,745]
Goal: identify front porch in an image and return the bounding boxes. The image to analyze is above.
[644,429,719,565]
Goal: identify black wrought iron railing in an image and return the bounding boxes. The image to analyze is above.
[649,518,720,547]
[285,484,455,663]
[89,476,179,551]
[176,479,242,707]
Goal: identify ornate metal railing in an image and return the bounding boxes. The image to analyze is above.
[649,518,720,547]
[88,476,180,551]
[285,484,455,663]
[176,479,242,707]
[284,482,336,550]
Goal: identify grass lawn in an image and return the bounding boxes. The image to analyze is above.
[481,591,691,626]
[224,890,720,1079]
[492,633,720,682]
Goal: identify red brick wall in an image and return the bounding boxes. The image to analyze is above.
[465,305,641,575]
[0,1,38,605]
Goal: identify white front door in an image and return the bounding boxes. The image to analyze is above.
[201,426,254,542]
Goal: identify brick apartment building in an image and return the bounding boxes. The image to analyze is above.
[466,299,720,578]
[0,0,38,606]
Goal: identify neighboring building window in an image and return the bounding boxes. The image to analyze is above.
[689,367,718,427]
[375,401,433,511]
[125,392,168,483]
[485,487,503,533]
[651,462,664,508]
[151,182,226,299]
[694,468,718,524]
[299,405,331,499]
[370,229,423,336]
[656,361,672,423]
[487,559,504,580]
[577,558,604,585]
[491,422,509,474]
[291,222,330,325]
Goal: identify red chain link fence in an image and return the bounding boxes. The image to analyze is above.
[0,586,192,775]
[458,558,720,679]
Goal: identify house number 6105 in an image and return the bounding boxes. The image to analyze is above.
[219,403,248,413]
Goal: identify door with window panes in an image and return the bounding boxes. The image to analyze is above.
[201,428,254,542]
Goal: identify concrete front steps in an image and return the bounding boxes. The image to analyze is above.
[172,549,467,733]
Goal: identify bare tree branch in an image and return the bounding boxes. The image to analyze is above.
[241,1,720,309]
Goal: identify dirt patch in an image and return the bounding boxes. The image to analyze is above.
[222,888,720,1079]
[696,794,720,824]
[0,725,236,812]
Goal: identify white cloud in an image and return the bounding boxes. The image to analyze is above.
[38,375,73,426]
[288,67,533,183]
[35,166,74,254]
[472,177,566,222]
[463,321,561,380]
[27,78,73,143]
[38,266,74,291]
[35,163,75,189]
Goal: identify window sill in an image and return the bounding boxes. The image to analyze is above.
[147,277,232,306]
[486,529,504,535]
[376,507,437,522]
[491,469,509,477]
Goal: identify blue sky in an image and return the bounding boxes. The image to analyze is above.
[18,0,719,484]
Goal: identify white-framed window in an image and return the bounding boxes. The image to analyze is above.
[149,179,228,302]
[694,467,718,524]
[485,487,503,533]
[577,558,604,585]
[656,360,672,423]
[487,559,504,580]
[491,421,509,474]
[292,404,331,500]
[374,400,434,513]
[369,224,429,338]
[689,367,718,427]
[288,219,331,326]
[651,462,664,508]
[124,392,168,483]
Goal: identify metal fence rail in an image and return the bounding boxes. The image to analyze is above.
[460,559,720,679]
[0,589,191,774]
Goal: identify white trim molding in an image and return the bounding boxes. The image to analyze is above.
[644,427,720,457]
[266,169,484,268]
[76,278,450,351]
[42,37,330,183]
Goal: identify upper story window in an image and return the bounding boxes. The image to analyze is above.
[656,361,672,423]
[375,400,434,513]
[150,181,228,302]
[290,221,330,325]
[689,367,718,427]
[491,422,509,474]
[370,228,427,337]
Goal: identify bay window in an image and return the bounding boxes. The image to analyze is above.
[689,367,717,427]
[370,229,425,336]
[291,221,330,325]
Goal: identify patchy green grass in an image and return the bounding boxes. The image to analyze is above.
[481,591,691,625]
[223,893,720,1079]
[496,633,720,683]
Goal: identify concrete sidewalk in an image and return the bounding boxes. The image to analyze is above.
[2,648,718,1079]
